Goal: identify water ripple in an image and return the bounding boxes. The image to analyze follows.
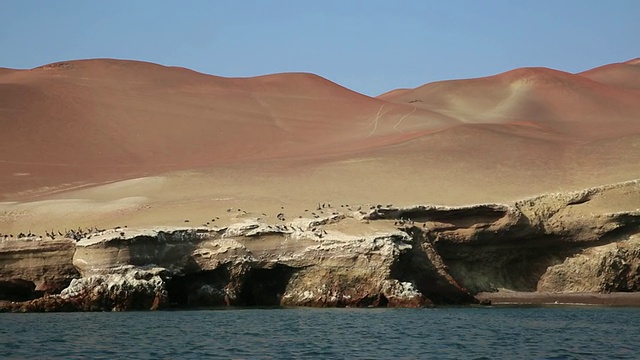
[0,307,638,359]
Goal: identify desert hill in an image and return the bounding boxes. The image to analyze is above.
[0,58,639,233]
[378,64,640,140]
[0,59,452,197]
[579,58,640,90]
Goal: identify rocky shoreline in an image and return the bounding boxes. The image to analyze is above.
[1,180,639,312]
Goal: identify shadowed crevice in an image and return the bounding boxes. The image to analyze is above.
[166,267,234,308]
[0,279,40,301]
[390,228,478,305]
[239,264,298,306]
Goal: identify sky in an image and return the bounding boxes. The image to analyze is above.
[1,1,638,96]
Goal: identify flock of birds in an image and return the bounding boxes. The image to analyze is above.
[0,226,113,242]
[1,202,428,242]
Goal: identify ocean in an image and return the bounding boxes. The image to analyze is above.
[0,306,637,359]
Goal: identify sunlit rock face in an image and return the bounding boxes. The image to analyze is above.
[0,238,78,298]
[537,235,640,293]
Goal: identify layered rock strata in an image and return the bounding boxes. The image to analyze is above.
[1,180,638,312]
[0,238,78,301]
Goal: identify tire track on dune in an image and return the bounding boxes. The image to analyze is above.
[250,92,291,136]
[393,106,417,133]
[366,104,388,138]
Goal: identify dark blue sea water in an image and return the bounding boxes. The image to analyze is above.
[0,306,638,359]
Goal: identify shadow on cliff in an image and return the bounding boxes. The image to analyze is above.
[436,240,577,293]
[165,257,299,308]
[239,264,298,306]
[434,215,640,293]
[374,198,640,294]
[390,227,478,305]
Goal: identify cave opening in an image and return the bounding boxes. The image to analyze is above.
[0,279,40,302]
[355,293,389,307]
[238,265,297,307]
[165,268,232,308]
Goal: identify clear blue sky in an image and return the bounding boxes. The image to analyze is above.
[1,1,638,96]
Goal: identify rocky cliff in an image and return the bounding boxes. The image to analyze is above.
[1,180,638,311]
[0,238,78,301]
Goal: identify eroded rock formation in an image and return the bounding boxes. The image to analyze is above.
[1,180,638,311]
[0,238,78,300]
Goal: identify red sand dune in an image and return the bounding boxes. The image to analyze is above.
[0,59,454,196]
[1,58,639,200]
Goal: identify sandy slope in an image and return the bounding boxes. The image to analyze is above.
[0,59,455,196]
[579,58,640,90]
[1,58,639,234]
[380,65,640,140]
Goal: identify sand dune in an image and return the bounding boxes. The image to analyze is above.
[579,58,640,90]
[1,58,639,232]
[379,64,640,140]
[0,59,456,197]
